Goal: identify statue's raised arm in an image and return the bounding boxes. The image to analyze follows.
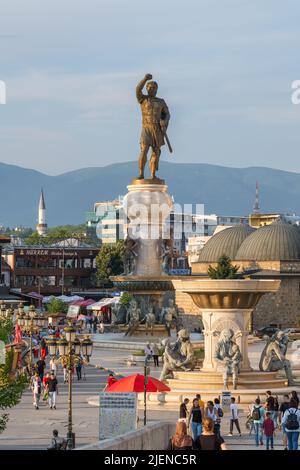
[136,73,153,104]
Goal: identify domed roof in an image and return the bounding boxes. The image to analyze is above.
[235,219,300,261]
[198,225,255,262]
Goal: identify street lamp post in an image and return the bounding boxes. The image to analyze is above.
[47,326,93,450]
[143,357,150,426]
[17,304,47,374]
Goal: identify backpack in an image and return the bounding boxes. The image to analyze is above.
[252,406,261,421]
[217,407,223,418]
[285,409,299,431]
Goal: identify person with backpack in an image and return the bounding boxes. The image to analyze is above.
[279,394,290,450]
[187,398,203,441]
[282,398,300,450]
[179,398,190,423]
[251,397,265,447]
[262,412,275,450]
[213,398,223,438]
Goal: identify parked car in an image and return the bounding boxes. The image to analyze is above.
[253,326,279,339]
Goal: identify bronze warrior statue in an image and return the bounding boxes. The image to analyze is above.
[136,73,171,180]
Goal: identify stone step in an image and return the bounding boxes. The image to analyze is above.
[172,370,280,381]
[167,378,287,390]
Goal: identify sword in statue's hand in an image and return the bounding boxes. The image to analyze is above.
[161,123,173,154]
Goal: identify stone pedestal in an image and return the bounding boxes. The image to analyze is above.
[123,180,173,277]
[172,279,281,374]
[201,309,252,371]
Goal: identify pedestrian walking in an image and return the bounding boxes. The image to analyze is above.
[63,363,68,383]
[151,343,159,367]
[290,391,299,408]
[167,421,194,450]
[228,397,241,436]
[49,358,57,375]
[195,394,205,416]
[279,394,290,450]
[31,372,42,410]
[104,373,117,390]
[99,321,105,334]
[144,343,153,363]
[263,411,275,450]
[43,372,50,402]
[250,397,265,447]
[188,398,203,441]
[47,372,58,410]
[264,390,276,422]
[76,358,83,381]
[195,417,227,450]
[282,398,300,451]
[213,398,224,438]
[35,358,46,380]
[93,317,98,334]
[179,398,190,422]
[40,338,47,361]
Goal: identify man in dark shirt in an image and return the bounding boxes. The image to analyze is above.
[279,394,290,450]
[179,398,190,420]
[47,373,58,410]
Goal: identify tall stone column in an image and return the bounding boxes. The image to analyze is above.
[123,181,173,277]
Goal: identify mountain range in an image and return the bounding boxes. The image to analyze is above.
[1,160,300,227]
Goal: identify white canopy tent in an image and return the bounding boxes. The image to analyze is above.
[86,297,120,310]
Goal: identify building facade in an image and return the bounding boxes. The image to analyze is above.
[5,246,99,295]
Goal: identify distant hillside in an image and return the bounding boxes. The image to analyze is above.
[1,161,300,226]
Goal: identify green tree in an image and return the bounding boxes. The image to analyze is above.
[0,318,28,433]
[46,298,68,314]
[95,241,124,282]
[120,292,133,307]
[207,254,240,279]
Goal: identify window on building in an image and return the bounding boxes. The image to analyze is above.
[83,258,92,268]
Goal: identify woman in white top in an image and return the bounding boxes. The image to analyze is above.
[282,399,300,451]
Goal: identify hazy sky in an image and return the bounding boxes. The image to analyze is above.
[1,0,300,175]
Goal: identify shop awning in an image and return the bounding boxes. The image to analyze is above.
[86,297,120,310]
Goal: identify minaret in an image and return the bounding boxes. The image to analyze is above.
[253,181,260,214]
[36,189,48,236]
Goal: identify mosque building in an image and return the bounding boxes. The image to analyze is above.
[177,219,300,329]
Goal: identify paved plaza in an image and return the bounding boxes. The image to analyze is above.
[0,338,298,450]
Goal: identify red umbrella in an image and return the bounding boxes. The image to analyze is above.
[107,373,170,392]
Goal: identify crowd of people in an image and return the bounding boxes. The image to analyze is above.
[172,390,300,451]
[29,327,86,411]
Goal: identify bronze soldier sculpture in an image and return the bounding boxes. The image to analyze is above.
[136,73,171,180]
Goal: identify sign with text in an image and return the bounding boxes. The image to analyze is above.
[99,392,137,440]
[0,341,6,365]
